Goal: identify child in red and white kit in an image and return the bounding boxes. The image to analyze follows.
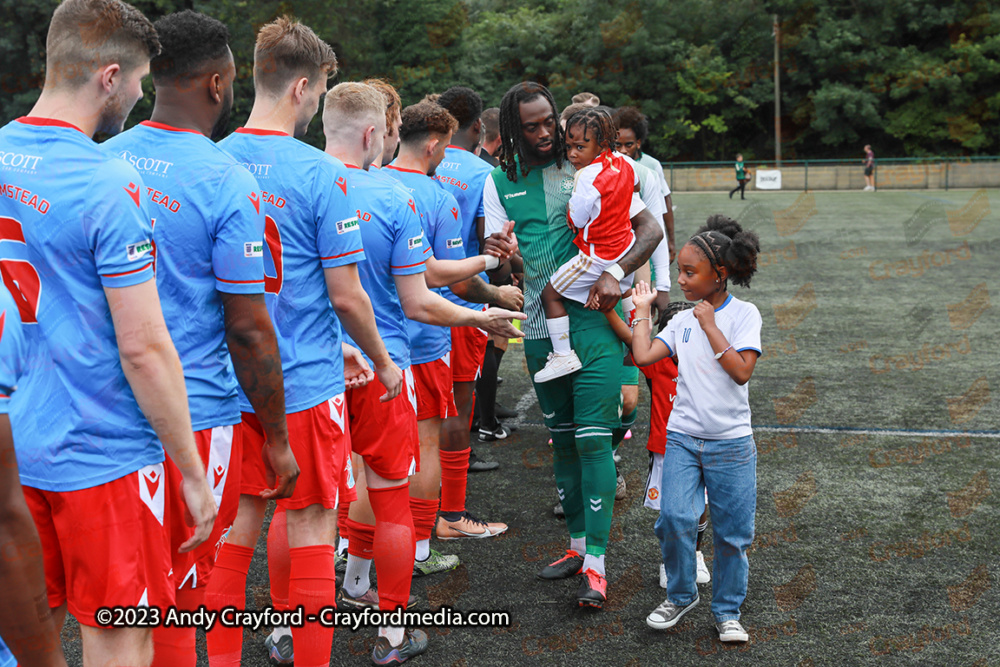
[637,302,712,590]
[534,107,647,383]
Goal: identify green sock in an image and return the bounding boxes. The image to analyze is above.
[612,406,638,449]
[551,428,585,536]
[576,426,616,556]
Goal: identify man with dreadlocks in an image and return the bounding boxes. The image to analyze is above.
[483,82,662,608]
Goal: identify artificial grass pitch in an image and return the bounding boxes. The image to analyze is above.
[56,190,997,666]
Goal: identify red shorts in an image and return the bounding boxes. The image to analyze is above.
[451,325,488,382]
[413,354,458,420]
[22,467,174,626]
[346,367,419,480]
[164,423,242,590]
[241,395,350,511]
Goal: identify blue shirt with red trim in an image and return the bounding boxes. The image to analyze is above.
[104,121,265,430]
[341,165,426,369]
[0,117,162,492]
[384,164,465,365]
[219,129,364,411]
[433,145,492,310]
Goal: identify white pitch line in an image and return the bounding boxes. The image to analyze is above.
[753,425,999,439]
[505,389,539,431]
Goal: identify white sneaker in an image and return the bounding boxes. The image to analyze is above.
[533,351,582,383]
[696,551,711,584]
[659,563,667,589]
[717,619,749,642]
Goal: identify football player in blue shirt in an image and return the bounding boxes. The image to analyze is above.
[385,102,518,562]
[434,87,521,535]
[213,17,398,667]
[0,1,216,664]
[103,12,299,666]
[324,83,523,664]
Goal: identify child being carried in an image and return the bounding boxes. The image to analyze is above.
[534,107,646,383]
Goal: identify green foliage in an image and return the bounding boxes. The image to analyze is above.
[1,0,998,159]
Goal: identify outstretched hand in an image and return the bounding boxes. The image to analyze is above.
[479,307,526,339]
[632,280,658,312]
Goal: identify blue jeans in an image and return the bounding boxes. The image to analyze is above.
[654,430,757,622]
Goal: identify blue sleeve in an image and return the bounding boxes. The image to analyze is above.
[315,159,365,268]
[391,187,428,276]
[432,191,466,261]
[0,287,25,414]
[214,166,266,294]
[85,159,155,288]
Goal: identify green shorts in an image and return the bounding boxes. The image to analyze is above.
[621,362,640,386]
[526,326,624,432]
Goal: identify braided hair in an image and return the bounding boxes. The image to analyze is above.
[497,82,564,183]
[688,214,761,289]
[656,300,694,333]
[565,107,617,154]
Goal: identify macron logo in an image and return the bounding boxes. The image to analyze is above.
[247,192,260,214]
[336,176,348,196]
[124,182,141,208]
[503,191,527,200]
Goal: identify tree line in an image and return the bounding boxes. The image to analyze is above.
[2,0,997,161]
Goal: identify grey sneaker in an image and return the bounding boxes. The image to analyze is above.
[264,631,293,665]
[646,595,699,630]
[413,549,459,577]
[371,629,429,665]
[338,587,419,610]
[717,619,749,642]
[553,500,564,517]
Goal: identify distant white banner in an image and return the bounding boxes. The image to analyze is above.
[756,170,782,190]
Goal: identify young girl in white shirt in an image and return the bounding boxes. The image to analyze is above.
[632,214,762,643]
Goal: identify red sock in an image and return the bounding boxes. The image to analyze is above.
[409,496,439,542]
[268,507,290,610]
[288,545,337,667]
[344,517,375,559]
[337,502,350,544]
[439,447,470,514]
[152,587,202,667]
[205,543,253,667]
[368,484,415,612]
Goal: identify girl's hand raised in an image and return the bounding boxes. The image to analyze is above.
[632,280,658,312]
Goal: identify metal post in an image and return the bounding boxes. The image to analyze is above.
[774,14,781,169]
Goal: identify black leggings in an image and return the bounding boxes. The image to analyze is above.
[730,178,747,199]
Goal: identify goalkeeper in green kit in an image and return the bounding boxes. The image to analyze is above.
[481,82,662,608]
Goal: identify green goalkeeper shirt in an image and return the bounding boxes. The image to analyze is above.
[483,157,619,340]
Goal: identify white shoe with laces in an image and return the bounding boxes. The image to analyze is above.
[533,351,582,383]
[716,619,749,642]
[696,551,711,584]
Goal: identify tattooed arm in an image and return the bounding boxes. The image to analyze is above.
[587,207,663,312]
[222,292,298,499]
